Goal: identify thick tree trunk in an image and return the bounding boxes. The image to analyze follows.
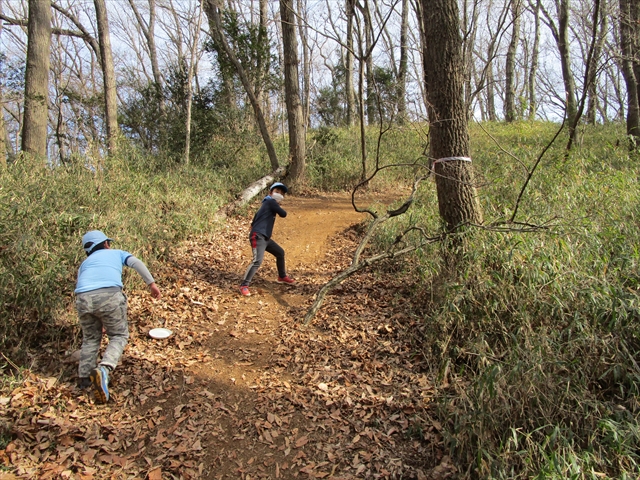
[587,0,608,124]
[22,0,51,158]
[280,0,306,182]
[619,0,640,146]
[504,0,521,122]
[94,0,119,154]
[421,0,483,229]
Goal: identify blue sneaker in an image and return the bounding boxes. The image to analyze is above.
[90,366,110,404]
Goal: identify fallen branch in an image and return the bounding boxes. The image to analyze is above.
[304,177,437,325]
[216,167,286,219]
[352,176,425,264]
[303,242,432,325]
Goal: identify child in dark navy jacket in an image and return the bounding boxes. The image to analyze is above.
[239,182,295,296]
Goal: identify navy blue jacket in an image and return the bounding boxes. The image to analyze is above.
[250,195,287,239]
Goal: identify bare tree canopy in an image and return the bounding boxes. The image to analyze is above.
[0,0,637,163]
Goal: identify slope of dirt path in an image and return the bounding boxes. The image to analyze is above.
[0,193,454,479]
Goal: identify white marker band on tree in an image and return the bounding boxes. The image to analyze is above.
[433,156,472,164]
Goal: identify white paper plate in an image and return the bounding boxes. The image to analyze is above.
[149,327,173,339]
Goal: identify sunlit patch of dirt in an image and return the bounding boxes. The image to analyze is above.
[0,192,454,479]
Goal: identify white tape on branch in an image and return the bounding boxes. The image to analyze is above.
[432,156,472,164]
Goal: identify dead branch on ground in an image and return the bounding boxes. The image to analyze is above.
[217,166,286,219]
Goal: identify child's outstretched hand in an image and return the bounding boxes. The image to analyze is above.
[149,283,162,299]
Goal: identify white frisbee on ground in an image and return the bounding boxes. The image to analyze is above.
[149,328,173,339]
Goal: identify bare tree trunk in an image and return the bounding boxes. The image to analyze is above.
[420,0,483,229]
[184,0,204,164]
[619,0,640,146]
[566,0,603,152]
[504,0,522,122]
[486,61,497,121]
[587,0,608,124]
[280,0,306,182]
[296,0,311,128]
[0,88,5,165]
[345,0,356,126]
[557,0,577,127]
[357,0,375,124]
[127,0,163,89]
[461,0,479,115]
[0,0,6,166]
[484,3,503,121]
[204,0,280,170]
[255,0,268,104]
[397,0,409,123]
[94,0,119,154]
[22,0,51,158]
[541,0,577,127]
[528,0,540,119]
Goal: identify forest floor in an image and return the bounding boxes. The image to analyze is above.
[0,192,456,480]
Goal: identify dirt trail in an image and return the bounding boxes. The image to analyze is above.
[1,192,449,480]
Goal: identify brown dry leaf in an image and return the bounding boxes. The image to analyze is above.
[295,436,309,448]
[147,467,162,480]
[0,474,20,480]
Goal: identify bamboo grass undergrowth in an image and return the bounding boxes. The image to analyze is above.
[372,121,640,478]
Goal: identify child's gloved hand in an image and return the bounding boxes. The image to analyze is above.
[149,283,162,299]
[272,192,284,204]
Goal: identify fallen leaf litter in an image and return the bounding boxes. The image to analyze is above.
[0,194,456,479]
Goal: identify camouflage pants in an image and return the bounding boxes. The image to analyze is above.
[76,288,129,378]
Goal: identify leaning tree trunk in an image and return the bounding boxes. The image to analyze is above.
[619,0,640,146]
[94,0,119,154]
[204,0,280,171]
[280,0,306,182]
[420,0,483,229]
[22,0,51,158]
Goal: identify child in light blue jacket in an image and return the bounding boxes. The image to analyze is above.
[75,230,161,403]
